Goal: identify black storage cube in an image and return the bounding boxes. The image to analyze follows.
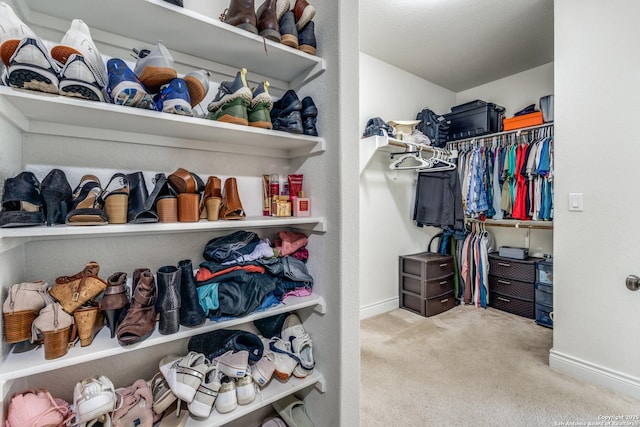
[444,100,505,141]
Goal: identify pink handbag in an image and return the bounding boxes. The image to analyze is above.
[5,388,72,427]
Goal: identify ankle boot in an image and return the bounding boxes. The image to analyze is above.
[223,0,258,34]
[301,96,318,136]
[219,177,246,220]
[257,0,280,42]
[155,265,181,335]
[3,280,53,343]
[178,259,206,327]
[100,272,129,338]
[116,269,156,345]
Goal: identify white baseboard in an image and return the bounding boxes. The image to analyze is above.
[360,297,399,319]
[549,348,640,400]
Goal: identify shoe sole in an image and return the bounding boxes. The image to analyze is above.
[260,29,281,43]
[249,120,273,129]
[299,44,316,56]
[8,65,58,94]
[50,45,82,67]
[59,79,104,102]
[281,34,299,49]
[216,114,249,126]
[235,22,258,34]
[183,75,206,106]
[138,66,177,93]
[111,82,156,110]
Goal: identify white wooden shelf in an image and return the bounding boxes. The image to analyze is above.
[0,87,324,159]
[12,0,325,89]
[0,294,325,381]
[0,216,327,253]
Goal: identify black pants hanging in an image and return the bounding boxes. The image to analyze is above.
[413,169,464,231]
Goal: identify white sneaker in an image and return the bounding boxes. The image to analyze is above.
[235,373,256,405]
[251,350,276,387]
[281,313,315,378]
[159,352,209,403]
[73,375,116,425]
[214,377,237,414]
[188,362,221,418]
[214,350,249,379]
[51,19,107,86]
[268,337,299,381]
[0,1,37,67]
[7,37,60,94]
[132,41,177,93]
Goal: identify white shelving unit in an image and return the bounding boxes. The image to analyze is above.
[0,0,331,425]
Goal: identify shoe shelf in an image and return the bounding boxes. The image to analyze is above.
[0,87,325,159]
[0,216,327,254]
[186,370,325,426]
[0,294,326,382]
[13,0,325,90]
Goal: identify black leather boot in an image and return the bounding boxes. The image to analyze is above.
[178,259,206,327]
[155,265,181,335]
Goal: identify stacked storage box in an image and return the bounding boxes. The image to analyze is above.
[443,100,505,141]
[535,258,554,328]
[399,252,456,317]
[488,252,543,319]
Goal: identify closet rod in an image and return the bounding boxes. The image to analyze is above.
[447,122,554,146]
[387,138,451,155]
[465,218,553,230]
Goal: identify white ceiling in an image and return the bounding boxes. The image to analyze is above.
[359,0,554,92]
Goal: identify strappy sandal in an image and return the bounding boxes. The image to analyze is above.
[98,173,129,224]
[146,173,178,223]
[66,175,108,225]
[0,171,45,227]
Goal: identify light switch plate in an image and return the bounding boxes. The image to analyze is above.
[568,193,583,211]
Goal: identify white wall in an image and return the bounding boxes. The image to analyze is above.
[359,53,456,318]
[550,0,640,399]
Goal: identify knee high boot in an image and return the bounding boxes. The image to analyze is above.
[178,259,206,327]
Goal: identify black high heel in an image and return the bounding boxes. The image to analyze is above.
[100,272,129,339]
[40,169,72,226]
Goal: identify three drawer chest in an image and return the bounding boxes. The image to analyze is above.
[399,252,456,317]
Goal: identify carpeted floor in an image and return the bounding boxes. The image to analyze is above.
[360,306,640,427]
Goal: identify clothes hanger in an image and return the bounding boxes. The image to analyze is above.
[417,149,456,172]
[389,150,431,170]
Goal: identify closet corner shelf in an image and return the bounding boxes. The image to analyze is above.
[0,216,327,253]
[466,218,553,229]
[0,87,325,159]
[0,294,326,381]
[14,0,325,88]
[186,370,325,426]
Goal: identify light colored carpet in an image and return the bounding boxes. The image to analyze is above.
[360,306,640,427]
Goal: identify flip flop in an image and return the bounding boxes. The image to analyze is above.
[272,394,315,427]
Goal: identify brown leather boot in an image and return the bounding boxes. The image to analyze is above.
[116,269,156,346]
[223,0,258,34]
[220,177,246,220]
[100,272,129,338]
[257,0,280,42]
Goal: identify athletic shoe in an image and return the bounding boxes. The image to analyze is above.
[188,362,220,418]
[281,313,315,378]
[0,1,37,67]
[235,373,256,405]
[214,377,237,414]
[106,58,156,110]
[276,0,290,21]
[297,20,316,56]
[292,0,316,32]
[207,96,249,126]
[7,37,60,94]
[213,350,249,378]
[207,67,252,112]
[268,337,298,381]
[155,77,192,116]
[50,19,108,99]
[132,41,177,94]
[183,69,210,107]
[58,53,105,101]
[251,347,276,387]
[271,89,303,134]
[279,11,299,49]
[249,81,273,129]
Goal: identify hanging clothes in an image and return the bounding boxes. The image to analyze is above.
[413,169,465,231]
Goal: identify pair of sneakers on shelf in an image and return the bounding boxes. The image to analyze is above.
[0,2,107,101]
[271,89,319,136]
[256,313,316,381]
[108,41,210,116]
[206,67,273,129]
[157,349,257,418]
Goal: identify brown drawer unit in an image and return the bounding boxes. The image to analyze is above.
[488,252,541,319]
[399,252,456,317]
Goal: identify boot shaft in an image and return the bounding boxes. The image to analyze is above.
[156,265,181,312]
